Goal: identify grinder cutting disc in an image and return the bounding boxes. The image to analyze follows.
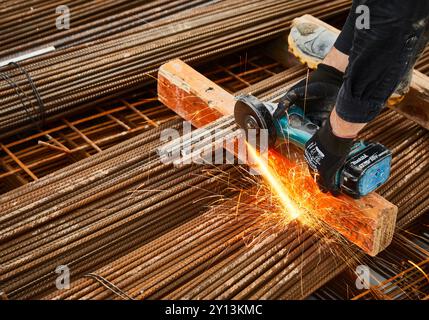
[234,94,277,148]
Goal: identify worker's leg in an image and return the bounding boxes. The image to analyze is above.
[281,1,358,125]
[332,0,358,56]
[319,1,358,73]
[395,19,429,97]
[335,0,429,123]
[320,0,358,73]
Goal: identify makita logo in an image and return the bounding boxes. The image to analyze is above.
[351,154,368,165]
[358,154,379,170]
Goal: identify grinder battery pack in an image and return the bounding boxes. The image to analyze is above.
[234,94,392,199]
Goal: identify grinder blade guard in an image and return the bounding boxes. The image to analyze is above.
[234,94,277,149]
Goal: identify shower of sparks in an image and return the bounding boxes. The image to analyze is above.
[246,142,301,221]
[179,136,378,260]
[244,142,374,258]
[179,141,429,300]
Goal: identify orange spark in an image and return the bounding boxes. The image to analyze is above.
[246,142,302,220]
[253,146,376,255]
[408,260,429,284]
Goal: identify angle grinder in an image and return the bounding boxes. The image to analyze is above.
[234,94,392,199]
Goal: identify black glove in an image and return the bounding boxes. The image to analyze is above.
[275,64,344,127]
[304,119,354,195]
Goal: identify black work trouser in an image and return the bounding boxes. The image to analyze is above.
[333,0,429,123]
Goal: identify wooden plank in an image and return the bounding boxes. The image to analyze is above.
[158,59,236,128]
[387,70,429,129]
[288,14,429,129]
[158,59,398,256]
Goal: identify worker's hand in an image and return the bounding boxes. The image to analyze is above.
[304,119,354,195]
[274,64,344,126]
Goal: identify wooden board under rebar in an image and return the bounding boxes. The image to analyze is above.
[158,59,398,256]
[387,70,429,129]
[288,14,429,130]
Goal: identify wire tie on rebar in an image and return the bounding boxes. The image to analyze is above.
[0,61,46,129]
[0,71,38,128]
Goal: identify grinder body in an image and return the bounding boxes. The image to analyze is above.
[234,94,392,199]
